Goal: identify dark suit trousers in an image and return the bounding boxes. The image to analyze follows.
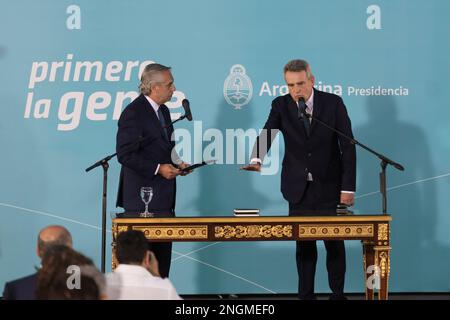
[289,181,346,300]
[148,242,172,279]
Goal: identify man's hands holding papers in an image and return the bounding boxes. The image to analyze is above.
[240,163,261,172]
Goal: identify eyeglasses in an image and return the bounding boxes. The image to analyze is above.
[158,81,175,89]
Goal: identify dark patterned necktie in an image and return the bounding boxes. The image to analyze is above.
[298,100,310,137]
[157,107,169,141]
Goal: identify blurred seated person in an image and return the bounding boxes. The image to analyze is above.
[2,225,72,300]
[36,245,106,300]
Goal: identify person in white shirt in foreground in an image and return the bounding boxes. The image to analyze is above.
[106,230,181,300]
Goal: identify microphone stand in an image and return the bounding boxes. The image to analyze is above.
[302,112,404,215]
[85,113,190,273]
[164,114,187,128]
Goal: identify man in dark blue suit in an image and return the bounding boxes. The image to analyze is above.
[242,59,356,300]
[2,225,73,300]
[116,63,191,279]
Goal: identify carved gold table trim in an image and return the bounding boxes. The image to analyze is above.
[112,215,392,300]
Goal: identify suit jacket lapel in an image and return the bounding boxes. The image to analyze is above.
[160,104,174,146]
[140,95,171,145]
[286,95,308,138]
[140,94,160,126]
[309,89,322,135]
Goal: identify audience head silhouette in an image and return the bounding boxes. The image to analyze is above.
[37,225,73,258]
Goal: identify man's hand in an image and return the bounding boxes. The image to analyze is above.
[178,162,192,176]
[144,250,161,278]
[158,164,180,180]
[340,192,355,207]
[240,163,261,172]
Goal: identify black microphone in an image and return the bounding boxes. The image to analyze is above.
[297,97,306,119]
[182,98,193,121]
[163,99,193,128]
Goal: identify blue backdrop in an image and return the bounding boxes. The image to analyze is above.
[1,0,449,294]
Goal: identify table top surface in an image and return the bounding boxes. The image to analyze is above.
[113,215,392,224]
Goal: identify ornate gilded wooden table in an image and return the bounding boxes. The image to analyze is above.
[112,215,391,300]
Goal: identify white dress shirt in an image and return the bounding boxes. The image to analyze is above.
[106,264,182,300]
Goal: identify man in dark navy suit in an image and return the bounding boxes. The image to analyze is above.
[2,225,73,300]
[242,59,356,300]
[116,63,191,279]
